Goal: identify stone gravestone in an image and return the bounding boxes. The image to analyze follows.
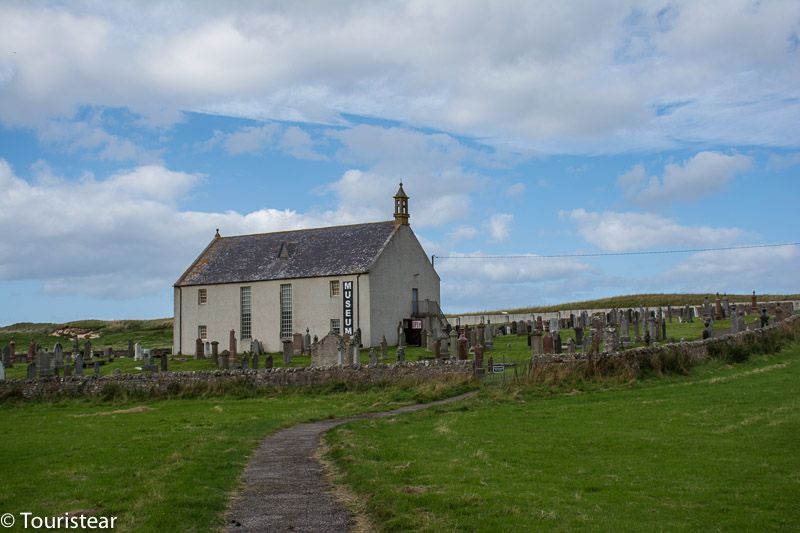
[433,339,441,359]
[2,345,12,369]
[74,354,84,376]
[282,339,293,365]
[420,329,428,350]
[369,347,378,366]
[53,343,64,374]
[352,331,361,365]
[397,321,406,347]
[228,330,237,365]
[160,353,168,372]
[195,338,204,359]
[127,340,134,358]
[94,361,101,376]
[702,320,713,339]
[396,346,406,363]
[473,343,485,376]
[264,355,273,369]
[211,341,219,362]
[293,333,304,355]
[0,360,4,381]
[219,351,230,370]
[304,329,312,356]
[775,306,786,323]
[531,330,543,357]
[620,314,630,343]
[8,341,15,364]
[84,340,93,360]
[457,331,468,360]
[252,352,259,370]
[337,336,346,367]
[380,335,389,361]
[661,316,667,340]
[27,362,36,380]
[542,328,554,355]
[311,332,341,367]
[760,308,769,328]
[241,355,250,370]
[574,326,584,346]
[567,338,576,355]
[36,349,51,378]
[134,343,143,361]
[485,322,494,350]
[27,340,36,363]
[251,339,262,356]
[590,330,601,355]
[648,318,656,343]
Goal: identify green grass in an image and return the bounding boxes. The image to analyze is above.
[0,378,474,532]
[456,292,800,315]
[325,343,800,532]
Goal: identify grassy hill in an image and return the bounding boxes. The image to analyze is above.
[453,292,800,316]
[0,318,173,350]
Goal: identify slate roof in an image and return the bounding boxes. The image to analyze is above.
[175,221,398,286]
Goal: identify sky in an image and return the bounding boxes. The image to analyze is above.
[1,0,799,325]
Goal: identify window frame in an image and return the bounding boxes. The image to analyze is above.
[240,286,252,340]
[198,325,207,341]
[198,288,207,305]
[330,318,341,335]
[280,283,293,339]
[329,280,340,297]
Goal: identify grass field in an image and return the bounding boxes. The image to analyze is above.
[0,379,474,532]
[0,319,173,353]
[325,343,800,532]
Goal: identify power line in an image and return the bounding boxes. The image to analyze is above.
[433,241,800,261]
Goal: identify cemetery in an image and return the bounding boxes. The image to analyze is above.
[1,292,799,531]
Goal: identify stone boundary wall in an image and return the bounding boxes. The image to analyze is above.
[0,360,473,401]
[533,315,800,373]
[451,300,800,327]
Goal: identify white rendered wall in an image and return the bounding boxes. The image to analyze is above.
[173,274,371,354]
[368,225,440,346]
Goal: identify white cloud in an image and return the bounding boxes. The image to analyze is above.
[0,159,328,298]
[561,209,744,252]
[661,246,800,294]
[224,124,280,154]
[504,182,526,196]
[449,225,479,240]
[36,116,162,164]
[278,126,325,160]
[1,2,798,152]
[619,152,753,205]
[486,213,513,242]
[321,125,490,227]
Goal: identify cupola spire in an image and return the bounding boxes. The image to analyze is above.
[393,182,410,227]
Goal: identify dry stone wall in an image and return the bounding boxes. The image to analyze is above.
[0,360,473,401]
[533,315,800,376]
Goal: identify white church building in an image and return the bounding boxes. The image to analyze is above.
[173,184,442,354]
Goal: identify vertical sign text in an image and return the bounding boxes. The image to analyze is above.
[342,280,354,336]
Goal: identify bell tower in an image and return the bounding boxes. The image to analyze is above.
[393,182,410,227]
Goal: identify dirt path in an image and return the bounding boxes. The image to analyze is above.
[224,391,478,532]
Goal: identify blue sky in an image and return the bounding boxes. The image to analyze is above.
[1,1,799,324]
